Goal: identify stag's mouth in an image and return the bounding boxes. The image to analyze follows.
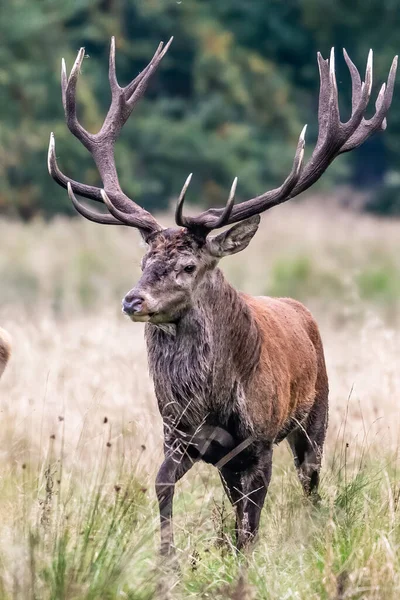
[122,309,160,323]
[128,314,151,322]
[123,311,151,322]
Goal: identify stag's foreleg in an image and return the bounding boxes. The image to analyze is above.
[155,446,195,556]
[219,443,273,550]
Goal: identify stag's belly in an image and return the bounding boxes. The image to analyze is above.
[164,414,259,472]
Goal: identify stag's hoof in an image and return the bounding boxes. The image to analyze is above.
[158,546,181,576]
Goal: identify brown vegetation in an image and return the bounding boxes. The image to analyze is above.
[1,203,400,596]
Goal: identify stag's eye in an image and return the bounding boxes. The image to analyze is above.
[184,265,196,274]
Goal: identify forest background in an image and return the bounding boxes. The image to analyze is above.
[2,0,400,220]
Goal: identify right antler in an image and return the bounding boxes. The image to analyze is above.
[48,37,172,238]
[174,48,397,232]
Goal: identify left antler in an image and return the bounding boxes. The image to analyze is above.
[48,37,172,238]
[176,48,397,231]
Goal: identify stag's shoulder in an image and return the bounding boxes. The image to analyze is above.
[277,297,322,339]
[0,327,11,376]
[241,294,321,340]
[242,293,311,317]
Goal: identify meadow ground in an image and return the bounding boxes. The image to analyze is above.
[1,199,400,598]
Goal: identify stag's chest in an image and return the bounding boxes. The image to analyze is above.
[145,323,214,426]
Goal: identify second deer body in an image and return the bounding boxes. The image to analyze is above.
[0,328,11,379]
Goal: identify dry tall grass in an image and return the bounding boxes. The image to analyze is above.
[1,200,400,598]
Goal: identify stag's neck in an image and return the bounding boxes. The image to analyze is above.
[145,269,261,427]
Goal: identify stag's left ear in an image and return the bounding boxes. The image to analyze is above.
[207,215,260,258]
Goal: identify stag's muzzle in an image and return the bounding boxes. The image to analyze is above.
[122,294,143,315]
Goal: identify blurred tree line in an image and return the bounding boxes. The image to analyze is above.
[1,0,400,219]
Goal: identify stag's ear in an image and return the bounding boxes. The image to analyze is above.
[207,215,260,258]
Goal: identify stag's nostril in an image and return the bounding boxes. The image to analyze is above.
[123,295,144,314]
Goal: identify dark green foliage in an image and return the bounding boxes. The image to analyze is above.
[1,0,399,218]
[366,180,400,215]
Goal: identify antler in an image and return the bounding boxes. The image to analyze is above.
[176,48,397,231]
[175,174,238,231]
[48,37,173,238]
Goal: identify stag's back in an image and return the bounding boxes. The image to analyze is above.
[0,327,11,378]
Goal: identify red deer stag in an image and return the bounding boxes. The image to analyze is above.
[48,38,397,554]
[0,328,11,379]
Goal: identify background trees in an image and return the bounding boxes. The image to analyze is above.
[1,0,399,218]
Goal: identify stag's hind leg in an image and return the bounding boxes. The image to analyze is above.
[288,334,329,499]
[288,397,328,499]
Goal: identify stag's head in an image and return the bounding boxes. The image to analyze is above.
[121,172,262,323]
[48,37,397,324]
[122,217,260,324]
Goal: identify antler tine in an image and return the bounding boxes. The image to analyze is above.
[315,53,330,149]
[48,132,103,201]
[126,37,174,109]
[328,48,340,129]
[376,82,388,130]
[175,173,193,228]
[108,36,120,93]
[61,58,68,112]
[343,48,362,112]
[212,177,237,229]
[100,190,160,239]
[343,48,373,117]
[67,183,123,226]
[63,48,90,145]
[294,124,307,174]
[181,48,396,229]
[340,49,372,139]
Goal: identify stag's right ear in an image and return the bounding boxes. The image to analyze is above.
[207,215,260,258]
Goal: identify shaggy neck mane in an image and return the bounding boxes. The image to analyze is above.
[145,268,261,427]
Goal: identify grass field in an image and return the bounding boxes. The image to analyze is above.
[1,199,400,598]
